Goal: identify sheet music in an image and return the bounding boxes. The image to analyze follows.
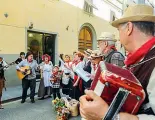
[59,57,74,79]
[74,63,91,82]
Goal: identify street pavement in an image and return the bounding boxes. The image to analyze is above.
[0,98,81,120]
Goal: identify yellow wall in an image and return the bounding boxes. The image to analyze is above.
[0,0,118,55]
[0,25,25,54]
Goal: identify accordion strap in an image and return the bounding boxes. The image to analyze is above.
[103,88,130,120]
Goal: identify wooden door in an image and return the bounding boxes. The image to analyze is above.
[78,27,92,52]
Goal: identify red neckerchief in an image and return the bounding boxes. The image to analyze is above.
[104,45,117,54]
[125,37,155,67]
[73,60,83,92]
[73,60,81,66]
[53,71,58,76]
[110,45,117,51]
[45,61,49,64]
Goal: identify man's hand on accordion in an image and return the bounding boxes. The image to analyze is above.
[79,90,108,120]
[79,90,139,120]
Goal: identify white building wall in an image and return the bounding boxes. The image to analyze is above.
[62,0,122,21]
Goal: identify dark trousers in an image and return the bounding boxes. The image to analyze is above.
[62,84,70,95]
[52,88,61,99]
[69,85,83,100]
[0,78,4,105]
[83,80,92,90]
[22,78,36,100]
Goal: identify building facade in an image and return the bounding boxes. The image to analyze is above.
[0,0,122,87]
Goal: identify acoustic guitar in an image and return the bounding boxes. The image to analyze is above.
[16,66,31,80]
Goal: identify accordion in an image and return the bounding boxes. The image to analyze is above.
[90,61,145,120]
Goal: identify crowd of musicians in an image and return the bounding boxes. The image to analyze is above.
[1,4,155,120]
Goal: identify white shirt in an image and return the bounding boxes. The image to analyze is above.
[138,68,155,120]
[0,61,8,70]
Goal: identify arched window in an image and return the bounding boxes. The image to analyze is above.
[78,27,92,52]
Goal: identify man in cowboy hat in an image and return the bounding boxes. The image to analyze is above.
[80,4,155,120]
[81,49,93,89]
[89,50,103,76]
[83,50,103,89]
[97,32,125,67]
[83,49,93,73]
[83,49,93,66]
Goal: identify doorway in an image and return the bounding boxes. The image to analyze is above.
[27,31,56,64]
[78,26,93,52]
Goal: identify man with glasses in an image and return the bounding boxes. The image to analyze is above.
[80,4,155,120]
[97,32,125,67]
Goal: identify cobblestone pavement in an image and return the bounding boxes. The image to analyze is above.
[0,98,81,120]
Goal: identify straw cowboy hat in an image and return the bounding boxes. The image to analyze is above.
[112,4,155,28]
[97,32,116,42]
[90,50,103,58]
[84,49,93,56]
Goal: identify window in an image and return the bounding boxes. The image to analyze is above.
[84,0,93,14]
[78,27,93,52]
[27,31,56,64]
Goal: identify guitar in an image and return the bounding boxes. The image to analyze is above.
[16,66,31,80]
[0,61,15,71]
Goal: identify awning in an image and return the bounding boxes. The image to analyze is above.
[84,0,98,10]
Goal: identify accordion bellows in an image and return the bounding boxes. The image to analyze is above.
[91,61,145,114]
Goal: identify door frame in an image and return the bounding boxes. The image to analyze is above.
[78,23,97,50]
[25,28,59,65]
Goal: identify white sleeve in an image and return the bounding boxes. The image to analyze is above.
[16,60,24,70]
[35,61,39,71]
[3,61,8,66]
[137,114,155,120]
[147,68,155,112]
[137,68,155,120]
[39,62,44,70]
[3,61,8,70]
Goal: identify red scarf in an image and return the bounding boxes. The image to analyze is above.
[104,45,117,54]
[125,37,155,67]
[110,45,117,51]
[73,61,83,92]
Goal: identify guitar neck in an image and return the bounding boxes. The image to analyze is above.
[0,62,15,71]
[0,65,8,71]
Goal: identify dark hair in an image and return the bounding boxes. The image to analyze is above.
[65,73,70,75]
[73,51,77,55]
[65,55,70,59]
[25,51,33,59]
[132,21,155,36]
[59,54,64,60]
[20,52,25,56]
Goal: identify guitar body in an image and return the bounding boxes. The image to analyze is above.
[17,66,31,80]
